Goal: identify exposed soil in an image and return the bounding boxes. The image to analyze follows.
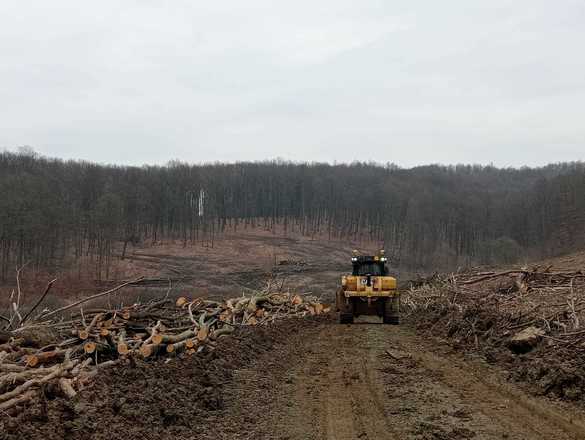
[116,231,381,300]
[4,317,585,440]
[1,229,392,313]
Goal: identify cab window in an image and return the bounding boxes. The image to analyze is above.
[353,262,385,276]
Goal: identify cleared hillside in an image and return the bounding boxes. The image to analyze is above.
[1,151,584,282]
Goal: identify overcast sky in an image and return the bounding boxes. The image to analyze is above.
[1,1,584,167]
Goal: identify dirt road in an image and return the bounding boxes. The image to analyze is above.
[222,319,585,440]
[7,318,585,440]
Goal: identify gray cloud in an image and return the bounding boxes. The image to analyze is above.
[1,0,584,167]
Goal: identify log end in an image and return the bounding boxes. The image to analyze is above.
[117,343,129,355]
[25,354,39,368]
[139,344,153,358]
[84,342,97,354]
[176,297,189,307]
[291,295,303,305]
[196,328,209,342]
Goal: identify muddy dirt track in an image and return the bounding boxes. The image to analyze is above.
[5,318,585,440]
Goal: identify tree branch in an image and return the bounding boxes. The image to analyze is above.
[40,277,144,319]
[19,278,57,326]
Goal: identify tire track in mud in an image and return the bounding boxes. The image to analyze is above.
[230,319,585,440]
[317,326,396,440]
[411,346,585,439]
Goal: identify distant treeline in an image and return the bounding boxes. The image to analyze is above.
[1,149,584,279]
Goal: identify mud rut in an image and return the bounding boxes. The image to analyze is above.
[222,319,585,440]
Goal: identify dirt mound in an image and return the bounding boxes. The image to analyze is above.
[1,318,323,440]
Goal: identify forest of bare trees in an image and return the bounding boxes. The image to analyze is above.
[1,149,584,280]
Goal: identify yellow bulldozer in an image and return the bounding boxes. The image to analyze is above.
[335,250,399,324]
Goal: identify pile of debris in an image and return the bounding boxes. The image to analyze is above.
[0,281,328,413]
[403,266,585,400]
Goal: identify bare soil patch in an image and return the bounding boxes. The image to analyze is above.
[5,317,585,440]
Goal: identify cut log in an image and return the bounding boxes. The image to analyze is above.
[139,344,154,358]
[117,342,129,355]
[143,321,162,345]
[0,360,77,403]
[291,295,303,305]
[176,297,188,307]
[71,358,92,376]
[84,342,97,354]
[0,367,58,393]
[0,389,37,411]
[79,313,103,340]
[156,330,196,344]
[211,326,234,340]
[196,326,209,341]
[139,343,167,358]
[117,328,129,355]
[59,378,77,399]
[166,339,189,354]
[25,349,66,368]
[0,364,26,373]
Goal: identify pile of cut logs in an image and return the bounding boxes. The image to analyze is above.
[0,288,329,412]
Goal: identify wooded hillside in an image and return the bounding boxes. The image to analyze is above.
[1,149,584,279]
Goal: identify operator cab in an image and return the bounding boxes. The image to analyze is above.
[351,251,389,276]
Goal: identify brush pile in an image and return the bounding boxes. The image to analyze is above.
[0,284,328,413]
[405,267,585,349]
[404,266,585,400]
